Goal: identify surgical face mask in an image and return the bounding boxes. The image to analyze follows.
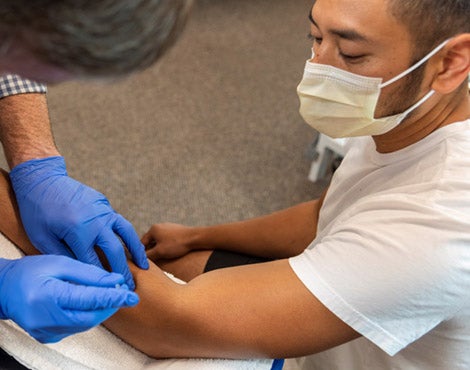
[297,40,449,138]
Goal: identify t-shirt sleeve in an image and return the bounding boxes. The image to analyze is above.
[289,195,470,356]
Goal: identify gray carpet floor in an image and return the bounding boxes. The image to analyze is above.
[3,0,326,237]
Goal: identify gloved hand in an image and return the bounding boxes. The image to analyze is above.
[0,255,139,343]
[9,156,149,290]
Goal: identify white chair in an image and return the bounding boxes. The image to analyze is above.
[308,134,347,182]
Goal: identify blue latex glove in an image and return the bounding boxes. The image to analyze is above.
[9,156,149,290]
[0,255,139,343]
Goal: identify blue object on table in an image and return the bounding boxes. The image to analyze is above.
[271,359,285,370]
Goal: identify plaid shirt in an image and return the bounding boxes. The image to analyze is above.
[0,74,47,99]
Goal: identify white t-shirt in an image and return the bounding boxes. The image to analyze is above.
[289,120,470,370]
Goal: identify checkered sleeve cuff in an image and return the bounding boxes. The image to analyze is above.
[0,74,47,99]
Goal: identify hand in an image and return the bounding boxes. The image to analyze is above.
[0,255,139,343]
[9,156,149,290]
[141,223,195,262]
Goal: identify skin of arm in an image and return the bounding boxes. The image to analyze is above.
[105,259,360,359]
[0,93,60,168]
[144,191,328,261]
[0,171,358,359]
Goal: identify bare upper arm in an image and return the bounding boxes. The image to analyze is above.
[177,259,360,359]
[105,259,360,359]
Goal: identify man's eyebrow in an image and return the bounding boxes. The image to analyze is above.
[331,28,368,42]
[308,10,369,43]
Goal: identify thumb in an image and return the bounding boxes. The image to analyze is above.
[140,231,153,248]
[141,232,158,250]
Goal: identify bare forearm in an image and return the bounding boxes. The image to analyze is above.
[188,199,323,259]
[0,94,60,169]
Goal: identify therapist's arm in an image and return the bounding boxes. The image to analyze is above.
[0,93,60,168]
[0,92,147,289]
[144,191,328,261]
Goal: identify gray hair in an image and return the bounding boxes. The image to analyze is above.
[0,0,192,78]
[388,0,470,60]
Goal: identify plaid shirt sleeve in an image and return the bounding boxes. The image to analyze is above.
[0,74,47,99]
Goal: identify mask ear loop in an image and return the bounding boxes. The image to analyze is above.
[400,90,435,118]
[380,39,451,88]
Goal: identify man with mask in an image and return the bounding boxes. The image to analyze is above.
[136,0,470,368]
[0,0,191,344]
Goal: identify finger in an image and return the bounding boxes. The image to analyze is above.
[36,236,75,259]
[141,230,157,249]
[52,257,126,287]
[113,215,149,269]
[95,229,135,290]
[140,231,153,249]
[146,240,157,250]
[65,232,104,269]
[146,245,162,261]
[55,280,139,311]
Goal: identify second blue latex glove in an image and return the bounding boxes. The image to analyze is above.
[0,255,139,343]
[9,156,149,290]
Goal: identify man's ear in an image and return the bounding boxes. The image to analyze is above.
[431,34,470,94]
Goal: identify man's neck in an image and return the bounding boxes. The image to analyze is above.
[373,90,470,153]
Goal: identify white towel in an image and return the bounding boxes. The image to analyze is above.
[0,233,273,370]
